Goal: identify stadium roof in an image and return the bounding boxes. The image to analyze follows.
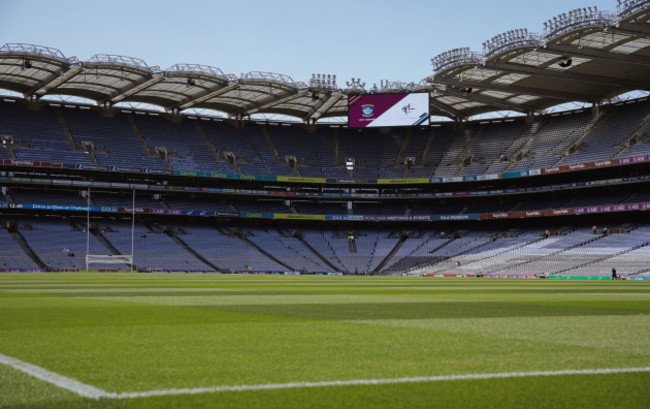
[0,0,648,122]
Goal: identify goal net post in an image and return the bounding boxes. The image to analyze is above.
[85,254,133,271]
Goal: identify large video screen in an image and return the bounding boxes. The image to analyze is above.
[348,93,429,128]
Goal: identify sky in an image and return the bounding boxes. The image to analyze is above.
[0,0,617,89]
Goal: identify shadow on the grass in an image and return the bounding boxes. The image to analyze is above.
[205,300,650,320]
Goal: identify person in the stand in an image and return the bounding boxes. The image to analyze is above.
[611,267,617,280]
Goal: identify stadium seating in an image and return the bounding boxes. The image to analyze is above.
[2,98,650,277]
[3,208,650,277]
[3,99,649,179]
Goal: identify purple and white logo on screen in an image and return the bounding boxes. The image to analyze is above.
[348,93,429,128]
[402,103,415,115]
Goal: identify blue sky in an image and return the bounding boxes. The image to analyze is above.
[1,0,616,88]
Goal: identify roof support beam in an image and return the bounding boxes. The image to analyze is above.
[309,93,344,122]
[435,77,598,102]
[610,22,650,36]
[27,66,82,97]
[428,97,466,120]
[242,90,309,116]
[439,86,532,113]
[543,42,650,66]
[175,82,239,111]
[479,61,649,90]
[101,75,165,105]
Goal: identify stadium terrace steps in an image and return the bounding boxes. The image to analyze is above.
[126,114,153,157]
[550,227,650,276]
[432,234,548,275]
[165,230,222,273]
[553,109,609,167]
[614,112,650,159]
[416,129,435,167]
[260,126,283,164]
[0,227,41,270]
[294,232,342,273]
[502,119,550,173]
[54,108,78,151]
[193,120,221,162]
[236,230,296,272]
[493,230,604,275]
[425,233,496,272]
[453,125,484,176]
[372,234,407,274]
[91,228,122,258]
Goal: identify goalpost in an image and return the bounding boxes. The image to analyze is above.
[85,188,136,272]
[85,254,134,269]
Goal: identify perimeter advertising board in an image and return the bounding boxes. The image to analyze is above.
[348,93,429,128]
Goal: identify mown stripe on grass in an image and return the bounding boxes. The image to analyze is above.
[2,351,649,400]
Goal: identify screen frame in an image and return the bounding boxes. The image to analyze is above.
[347,92,430,128]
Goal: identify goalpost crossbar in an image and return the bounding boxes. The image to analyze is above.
[85,254,133,265]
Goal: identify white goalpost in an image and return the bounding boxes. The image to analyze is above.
[85,254,134,267]
[85,188,136,272]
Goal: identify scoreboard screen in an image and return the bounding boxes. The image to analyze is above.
[348,93,429,128]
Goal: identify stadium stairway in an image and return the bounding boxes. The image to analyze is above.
[427,234,501,273]
[3,190,15,204]
[333,128,340,166]
[293,232,341,273]
[394,129,412,166]
[614,115,650,158]
[493,232,605,275]
[372,233,407,274]
[348,236,357,253]
[427,234,456,254]
[433,233,548,275]
[54,108,79,151]
[416,130,435,168]
[502,119,550,173]
[126,114,153,157]
[91,228,124,259]
[453,126,484,176]
[630,264,650,278]
[553,110,609,167]
[193,121,221,162]
[162,228,223,273]
[9,226,47,270]
[66,216,81,232]
[552,229,650,277]
[261,127,283,165]
[235,230,296,272]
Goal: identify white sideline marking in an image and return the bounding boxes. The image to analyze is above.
[112,367,650,398]
[0,353,109,399]
[1,352,649,400]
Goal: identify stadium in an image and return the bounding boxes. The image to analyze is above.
[1,0,650,408]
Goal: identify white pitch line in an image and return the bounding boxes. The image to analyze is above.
[112,366,650,399]
[1,352,649,400]
[0,353,110,399]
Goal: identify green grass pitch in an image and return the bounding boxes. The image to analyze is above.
[1,273,649,409]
